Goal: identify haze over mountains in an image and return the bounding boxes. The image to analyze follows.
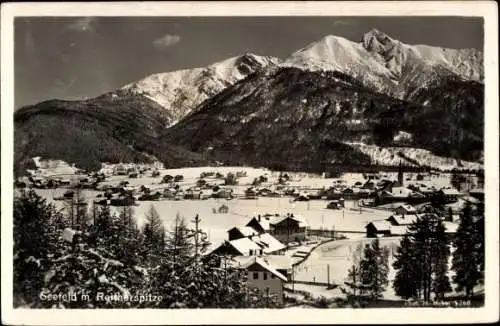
[14,29,484,174]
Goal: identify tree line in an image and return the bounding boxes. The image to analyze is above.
[340,202,484,306]
[13,190,282,308]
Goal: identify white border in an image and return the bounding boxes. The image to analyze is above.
[2,1,498,325]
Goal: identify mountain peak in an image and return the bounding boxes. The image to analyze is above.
[362,29,397,51]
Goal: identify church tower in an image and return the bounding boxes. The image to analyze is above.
[397,160,404,187]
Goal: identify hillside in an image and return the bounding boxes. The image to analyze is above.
[163,67,483,172]
[121,53,279,125]
[14,91,206,175]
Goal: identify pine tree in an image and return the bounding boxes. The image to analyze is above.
[13,190,64,307]
[393,235,419,300]
[165,213,195,264]
[452,203,482,299]
[360,239,389,301]
[142,205,166,264]
[393,214,451,302]
[430,216,452,301]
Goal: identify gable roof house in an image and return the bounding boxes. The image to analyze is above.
[246,215,271,234]
[269,214,308,244]
[365,220,392,238]
[393,203,417,216]
[227,226,259,241]
[386,213,420,226]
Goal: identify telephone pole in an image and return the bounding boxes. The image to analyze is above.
[192,214,201,262]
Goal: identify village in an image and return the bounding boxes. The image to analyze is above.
[14,157,485,305]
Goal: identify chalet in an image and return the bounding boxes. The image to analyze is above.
[211,238,263,256]
[393,204,417,216]
[439,187,461,203]
[246,215,271,234]
[228,226,259,241]
[227,254,292,281]
[229,256,288,304]
[249,233,286,255]
[386,213,420,226]
[365,220,392,238]
[269,214,308,244]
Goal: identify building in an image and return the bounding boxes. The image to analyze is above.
[225,256,288,304]
[439,187,461,203]
[228,226,259,241]
[249,233,286,255]
[393,203,417,216]
[269,214,308,244]
[246,215,271,234]
[386,213,420,226]
[365,220,392,238]
[210,238,263,256]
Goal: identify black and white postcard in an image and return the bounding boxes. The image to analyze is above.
[1,1,498,325]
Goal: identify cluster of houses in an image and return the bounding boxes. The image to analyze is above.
[206,213,310,303]
[364,203,460,238]
[99,162,164,177]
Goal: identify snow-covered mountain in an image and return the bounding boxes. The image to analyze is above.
[284,29,483,99]
[121,53,279,124]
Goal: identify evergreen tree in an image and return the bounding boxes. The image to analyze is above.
[165,213,195,264]
[13,190,64,307]
[393,235,419,300]
[452,203,483,298]
[360,239,389,301]
[142,205,166,264]
[393,214,451,302]
[430,216,452,300]
[114,206,143,266]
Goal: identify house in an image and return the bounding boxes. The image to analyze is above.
[249,233,286,255]
[365,220,392,238]
[226,254,292,282]
[246,215,271,234]
[439,187,461,203]
[228,226,259,241]
[269,214,308,244]
[210,238,263,256]
[393,204,417,216]
[226,256,287,304]
[386,213,420,226]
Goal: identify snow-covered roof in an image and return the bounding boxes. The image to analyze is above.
[367,220,392,231]
[270,214,308,228]
[387,214,420,225]
[228,226,258,238]
[389,225,410,235]
[440,187,461,196]
[388,187,414,198]
[246,216,271,232]
[228,238,261,255]
[394,204,417,213]
[227,254,292,271]
[250,233,286,254]
[247,257,288,282]
[443,222,459,233]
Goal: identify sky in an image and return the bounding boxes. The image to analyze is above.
[14,16,483,108]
